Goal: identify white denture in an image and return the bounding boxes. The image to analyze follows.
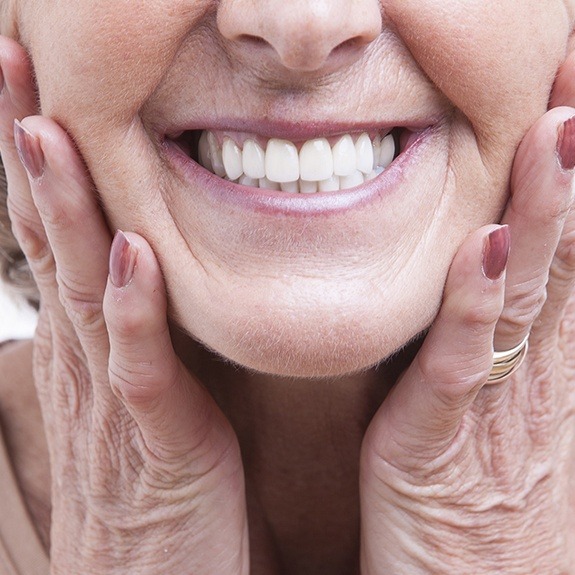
[195,130,398,193]
[242,139,266,179]
[222,138,243,181]
[265,139,299,183]
[332,135,356,176]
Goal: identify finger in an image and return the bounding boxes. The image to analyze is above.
[550,48,575,109]
[493,107,575,351]
[542,203,575,340]
[13,117,115,410]
[15,116,112,338]
[103,231,236,465]
[363,225,508,469]
[0,37,40,234]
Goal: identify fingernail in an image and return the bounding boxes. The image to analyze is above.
[482,225,510,281]
[557,116,575,171]
[0,67,4,94]
[110,230,137,288]
[13,119,45,178]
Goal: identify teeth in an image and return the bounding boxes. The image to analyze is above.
[340,170,364,190]
[300,180,318,194]
[259,177,280,191]
[207,132,226,177]
[366,167,383,181]
[242,139,266,179]
[372,135,381,171]
[379,134,396,169]
[299,138,333,181]
[239,174,258,187]
[355,133,374,175]
[265,139,299,183]
[318,175,340,192]
[198,131,213,172]
[222,138,243,181]
[280,181,299,193]
[332,135,356,177]
[194,129,399,193]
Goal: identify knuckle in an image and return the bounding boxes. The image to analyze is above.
[11,221,54,278]
[35,195,73,230]
[46,345,91,421]
[7,200,46,253]
[107,301,162,341]
[551,232,575,281]
[500,282,547,332]
[417,350,490,393]
[110,309,147,338]
[459,303,500,329]
[108,361,160,405]
[56,273,104,330]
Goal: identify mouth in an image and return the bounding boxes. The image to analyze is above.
[167,127,413,194]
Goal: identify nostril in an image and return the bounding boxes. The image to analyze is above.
[333,37,362,53]
[240,34,269,48]
[217,0,382,74]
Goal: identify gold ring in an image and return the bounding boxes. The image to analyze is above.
[487,335,529,383]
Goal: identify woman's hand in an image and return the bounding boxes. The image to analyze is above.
[360,66,575,574]
[0,37,249,575]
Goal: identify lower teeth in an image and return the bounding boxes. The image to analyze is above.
[230,168,385,192]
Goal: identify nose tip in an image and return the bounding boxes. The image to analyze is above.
[218,0,382,74]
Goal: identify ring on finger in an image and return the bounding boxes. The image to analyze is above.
[487,334,530,383]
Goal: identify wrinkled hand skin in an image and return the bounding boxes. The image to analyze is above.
[0,37,249,575]
[359,58,575,574]
[2,34,575,575]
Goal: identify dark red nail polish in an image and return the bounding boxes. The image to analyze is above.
[13,119,45,178]
[557,116,575,171]
[483,226,510,281]
[110,230,137,288]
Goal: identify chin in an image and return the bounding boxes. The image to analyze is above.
[172,284,440,379]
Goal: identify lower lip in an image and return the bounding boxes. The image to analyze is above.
[163,127,436,217]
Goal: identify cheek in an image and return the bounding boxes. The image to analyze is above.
[20,0,211,126]
[385,0,569,147]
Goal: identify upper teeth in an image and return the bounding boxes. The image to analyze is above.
[197,131,397,193]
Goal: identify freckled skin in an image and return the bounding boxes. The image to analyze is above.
[10,0,575,376]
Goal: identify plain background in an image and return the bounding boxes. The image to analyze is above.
[0,282,37,341]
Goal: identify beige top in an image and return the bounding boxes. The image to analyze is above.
[0,369,49,575]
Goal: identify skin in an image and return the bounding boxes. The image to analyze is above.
[6,0,571,376]
[0,1,574,574]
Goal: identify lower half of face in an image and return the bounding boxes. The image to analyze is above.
[20,0,573,377]
[63,116,505,378]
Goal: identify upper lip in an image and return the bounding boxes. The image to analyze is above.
[160,115,444,142]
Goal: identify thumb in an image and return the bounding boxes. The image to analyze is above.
[364,225,508,470]
[102,231,235,465]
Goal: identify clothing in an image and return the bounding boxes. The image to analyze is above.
[0,423,49,575]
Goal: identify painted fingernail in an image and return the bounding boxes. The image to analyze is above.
[110,230,137,288]
[557,116,575,171]
[13,119,45,178]
[482,225,510,281]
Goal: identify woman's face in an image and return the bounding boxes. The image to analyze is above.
[10,0,575,376]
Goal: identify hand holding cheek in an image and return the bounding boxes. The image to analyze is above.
[1,40,249,575]
[360,107,575,574]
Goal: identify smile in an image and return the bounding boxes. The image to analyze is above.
[171,128,409,193]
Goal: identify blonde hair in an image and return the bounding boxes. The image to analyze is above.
[0,159,39,307]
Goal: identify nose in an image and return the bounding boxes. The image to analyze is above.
[217,0,382,73]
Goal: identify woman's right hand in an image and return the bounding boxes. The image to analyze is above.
[0,36,249,575]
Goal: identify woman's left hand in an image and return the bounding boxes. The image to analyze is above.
[359,60,575,573]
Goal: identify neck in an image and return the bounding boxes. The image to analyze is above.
[174,332,419,575]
